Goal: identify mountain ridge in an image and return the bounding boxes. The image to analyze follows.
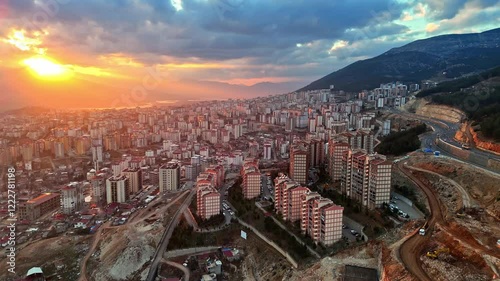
[299,28,500,92]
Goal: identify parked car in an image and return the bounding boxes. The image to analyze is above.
[350,230,357,235]
[342,224,347,229]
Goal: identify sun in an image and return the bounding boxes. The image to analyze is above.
[23,56,70,79]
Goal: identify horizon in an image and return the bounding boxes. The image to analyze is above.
[1,1,499,110]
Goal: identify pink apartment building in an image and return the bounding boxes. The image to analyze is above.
[196,181,221,220]
[300,191,343,246]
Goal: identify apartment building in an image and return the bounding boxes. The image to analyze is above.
[328,138,350,182]
[339,130,374,154]
[341,149,391,209]
[273,175,309,221]
[368,158,392,209]
[90,175,105,204]
[319,204,344,245]
[243,170,261,199]
[308,138,325,168]
[263,142,272,160]
[242,159,261,199]
[159,162,180,192]
[196,181,221,220]
[106,175,130,204]
[18,193,61,220]
[290,144,309,185]
[61,182,84,215]
[300,191,343,246]
[122,167,143,194]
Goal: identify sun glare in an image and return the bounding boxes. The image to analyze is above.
[23,57,69,79]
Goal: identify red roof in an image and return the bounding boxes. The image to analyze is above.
[222,250,234,257]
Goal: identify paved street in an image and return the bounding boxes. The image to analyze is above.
[389,193,424,220]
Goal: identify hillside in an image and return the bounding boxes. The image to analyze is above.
[417,66,500,141]
[300,28,500,92]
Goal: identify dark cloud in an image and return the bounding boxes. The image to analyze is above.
[1,0,497,85]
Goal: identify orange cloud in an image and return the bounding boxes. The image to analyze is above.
[425,23,439,33]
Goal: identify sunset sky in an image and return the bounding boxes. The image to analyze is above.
[0,0,499,110]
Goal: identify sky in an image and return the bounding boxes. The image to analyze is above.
[0,0,499,110]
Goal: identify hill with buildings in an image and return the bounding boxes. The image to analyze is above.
[300,28,500,92]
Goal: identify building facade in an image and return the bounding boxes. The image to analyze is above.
[341,149,391,209]
[18,193,61,220]
[300,192,343,246]
[106,175,130,204]
[196,182,221,220]
[290,145,309,185]
[61,182,84,214]
[122,167,143,194]
[159,162,180,192]
[328,138,350,182]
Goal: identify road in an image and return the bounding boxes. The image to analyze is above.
[183,207,199,230]
[129,189,190,225]
[254,201,321,258]
[78,189,191,281]
[161,260,190,281]
[146,188,195,281]
[79,221,110,281]
[397,161,444,281]
[396,160,500,281]
[404,164,474,208]
[388,108,500,163]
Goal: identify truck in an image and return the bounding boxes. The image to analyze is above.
[426,247,449,259]
[419,221,428,236]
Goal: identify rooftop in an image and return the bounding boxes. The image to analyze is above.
[27,193,60,205]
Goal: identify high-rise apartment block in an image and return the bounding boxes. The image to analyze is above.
[196,181,221,220]
[301,191,343,246]
[308,138,325,168]
[159,162,180,192]
[274,175,309,222]
[341,150,391,209]
[61,182,84,214]
[263,142,272,160]
[122,167,143,194]
[241,159,261,199]
[328,138,350,182]
[274,175,343,246]
[290,144,309,185]
[106,175,130,204]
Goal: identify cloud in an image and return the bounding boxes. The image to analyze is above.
[425,23,440,32]
[0,0,498,107]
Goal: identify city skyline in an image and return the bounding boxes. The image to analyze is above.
[1,0,499,110]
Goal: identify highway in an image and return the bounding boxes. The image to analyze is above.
[146,188,196,281]
[388,108,500,169]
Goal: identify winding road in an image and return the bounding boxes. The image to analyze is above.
[397,160,500,280]
[397,161,443,281]
[161,260,190,281]
[404,165,474,208]
[146,189,195,281]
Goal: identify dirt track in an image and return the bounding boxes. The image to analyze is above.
[397,161,500,281]
[397,162,444,281]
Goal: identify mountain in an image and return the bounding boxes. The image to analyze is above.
[174,79,305,99]
[300,28,500,92]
